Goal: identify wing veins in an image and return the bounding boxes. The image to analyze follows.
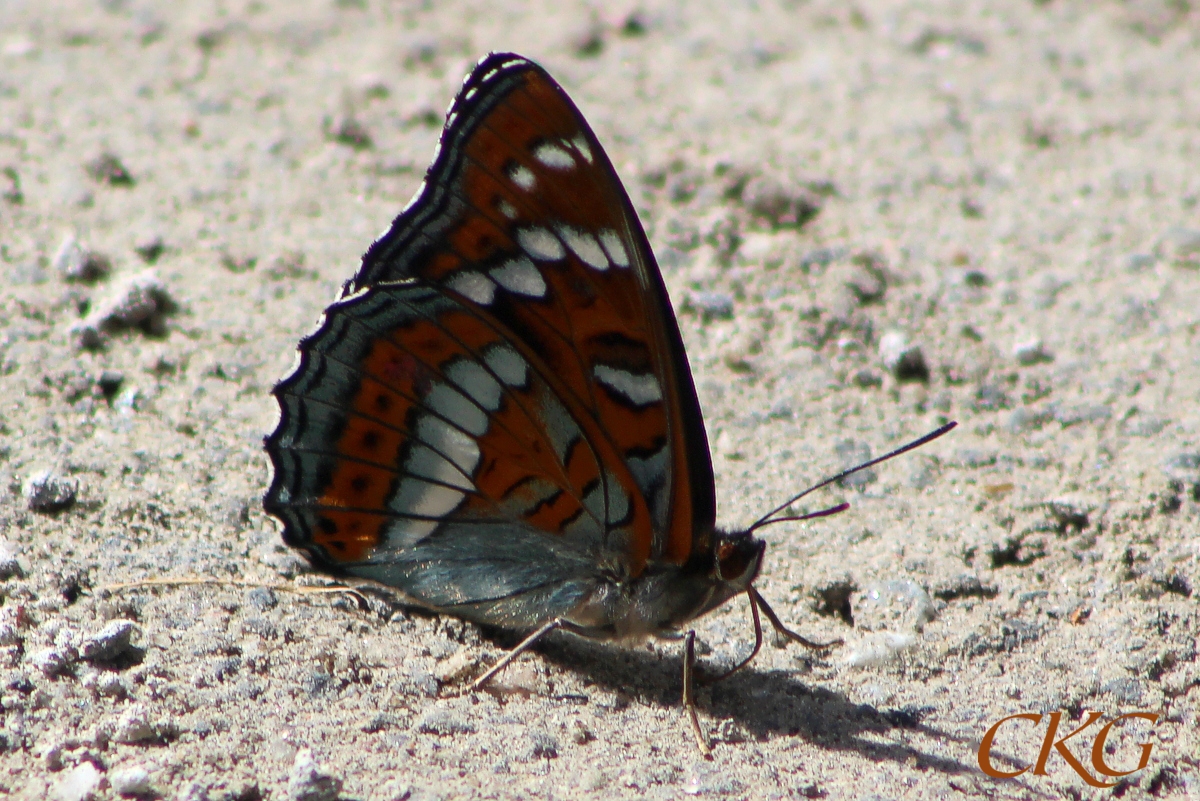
[326,289,608,534]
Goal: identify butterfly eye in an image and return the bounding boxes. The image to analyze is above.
[714,537,761,583]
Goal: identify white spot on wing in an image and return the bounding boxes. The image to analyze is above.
[389,477,465,519]
[424,384,488,436]
[562,505,603,543]
[580,482,607,529]
[490,256,546,297]
[446,271,496,305]
[604,469,630,525]
[508,164,536,191]
[558,225,608,271]
[517,227,566,261]
[594,364,663,405]
[407,445,474,490]
[383,517,438,548]
[533,142,575,170]
[485,345,528,387]
[416,414,481,474]
[540,392,584,465]
[497,199,519,220]
[445,360,503,411]
[571,134,594,164]
[627,443,670,529]
[598,230,631,268]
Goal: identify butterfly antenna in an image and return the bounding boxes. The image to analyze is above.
[747,421,957,534]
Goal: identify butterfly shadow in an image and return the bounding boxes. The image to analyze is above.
[483,628,1046,793]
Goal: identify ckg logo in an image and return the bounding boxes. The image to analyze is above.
[978,711,1160,788]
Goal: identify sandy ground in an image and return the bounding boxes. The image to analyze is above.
[1,1,1198,799]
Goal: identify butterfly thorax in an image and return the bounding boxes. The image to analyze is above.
[564,531,766,640]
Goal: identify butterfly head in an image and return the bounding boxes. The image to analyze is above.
[711,529,766,589]
[666,528,766,626]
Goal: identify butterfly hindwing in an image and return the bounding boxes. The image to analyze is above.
[265,53,715,624]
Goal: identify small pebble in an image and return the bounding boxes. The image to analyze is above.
[86,152,135,186]
[1045,496,1095,531]
[113,704,157,744]
[53,236,111,282]
[684,765,745,796]
[1125,252,1156,272]
[31,647,73,676]
[246,587,278,611]
[326,114,372,149]
[379,781,411,801]
[569,19,604,57]
[951,448,996,468]
[434,648,477,684]
[1100,677,1144,705]
[878,331,928,382]
[1158,225,1200,269]
[0,622,20,647]
[109,765,153,797]
[95,673,132,698]
[417,708,475,736]
[579,767,608,791]
[853,580,937,633]
[1,164,20,203]
[1052,403,1111,427]
[688,291,733,320]
[570,719,595,745]
[80,620,138,663]
[71,269,174,349]
[1124,413,1167,437]
[740,175,820,228]
[100,270,173,327]
[0,539,21,579]
[843,631,918,668]
[973,382,1010,411]
[265,250,313,280]
[907,457,938,490]
[24,470,79,512]
[51,761,102,801]
[844,253,887,303]
[1028,274,1067,310]
[133,235,165,264]
[526,730,559,760]
[799,246,845,270]
[96,370,125,398]
[931,575,997,601]
[1013,337,1051,365]
[1005,407,1052,433]
[288,748,343,801]
[852,368,882,388]
[767,399,793,418]
[1161,452,1200,484]
[174,781,209,801]
[360,713,401,733]
[835,439,876,487]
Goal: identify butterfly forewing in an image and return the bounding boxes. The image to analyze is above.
[265,53,715,624]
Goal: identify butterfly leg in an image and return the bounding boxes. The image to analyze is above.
[682,630,713,756]
[469,617,585,693]
[699,589,764,685]
[750,586,843,650]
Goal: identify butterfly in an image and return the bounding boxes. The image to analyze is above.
[264,52,955,753]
